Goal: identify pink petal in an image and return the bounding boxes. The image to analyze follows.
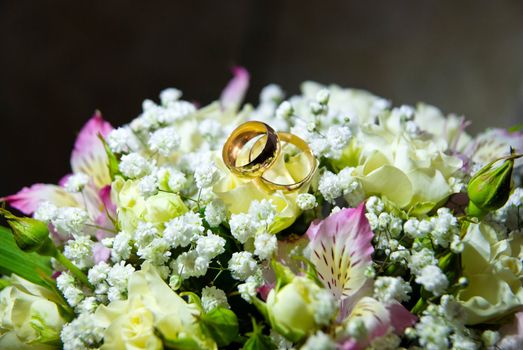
[495,312,523,348]
[2,184,81,215]
[305,219,322,240]
[387,302,417,334]
[94,185,116,240]
[257,282,274,301]
[70,111,113,188]
[306,203,374,301]
[339,339,359,350]
[343,297,391,349]
[99,185,116,214]
[517,312,523,335]
[339,300,417,349]
[220,66,250,110]
[81,182,104,221]
[339,281,373,321]
[92,243,111,264]
[58,174,73,187]
[499,311,523,338]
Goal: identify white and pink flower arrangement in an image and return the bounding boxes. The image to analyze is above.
[0,67,523,350]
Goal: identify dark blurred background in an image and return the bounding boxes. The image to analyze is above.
[1,0,523,197]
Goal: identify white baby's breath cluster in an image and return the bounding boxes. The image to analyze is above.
[4,77,523,350]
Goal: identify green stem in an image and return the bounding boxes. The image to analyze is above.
[85,223,117,233]
[438,251,454,271]
[410,297,427,315]
[55,252,92,289]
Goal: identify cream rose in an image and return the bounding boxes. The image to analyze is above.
[112,177,187,231]
[296,81,389,126]
[346,113,463,214]
[94,263,215,349]
[457,223,523,324]
[213,151,309,233]
[265,276,326,342]
[414,103,472,152]
[112,177,146,232]
[0,275,66,350]
[143,192,187,226]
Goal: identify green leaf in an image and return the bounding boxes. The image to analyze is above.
[0,226,52,286]
[271,259,295,291]
[199,307,239,347]
[98,133,120,180]
[163,336,205,350]
[179,291,203,311]
[243,333,276,350]
[243,320,276,350]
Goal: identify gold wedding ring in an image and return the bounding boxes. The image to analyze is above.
[223,121,317,192]
[252,132,317,192]
[222,121,280,178]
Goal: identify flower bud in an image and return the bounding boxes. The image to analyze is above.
[0,209,56,256]
[265,276,324,342]
[467,155,520,217]
[144,192,188,225]
[169,274,182,290]
[458,277,468,288]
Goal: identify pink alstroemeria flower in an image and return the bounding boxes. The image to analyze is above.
[3,111,115,262]
[466,128,523,169]
[306,203,416,349]
[220,66,250,111]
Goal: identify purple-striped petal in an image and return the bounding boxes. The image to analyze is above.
[306,203,374,301]
[70,111,113,188]
[2,184,80,215]
[339,298,415,350]
[220,66,250,110]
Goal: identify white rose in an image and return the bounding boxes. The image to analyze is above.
[414,103,472,152]
[352,113,463,214]
[266,276,324,342]
[143,192,187,226]
[94,263,216,349]
[112,177,146,232]
[0,275,66,350]
[457,223,523,324]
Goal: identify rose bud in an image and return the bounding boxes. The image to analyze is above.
[0,208,56,256]
[467,154,521,218]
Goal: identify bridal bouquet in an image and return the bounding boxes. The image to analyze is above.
[1,68,523,350]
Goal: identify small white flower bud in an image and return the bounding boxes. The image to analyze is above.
[275,101,294,119]
[316,89,330,105]
[458,277,468,288]
[310,102,325,115]
[296,193,317,210]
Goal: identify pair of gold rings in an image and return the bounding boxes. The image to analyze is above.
[222,121,317,192]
